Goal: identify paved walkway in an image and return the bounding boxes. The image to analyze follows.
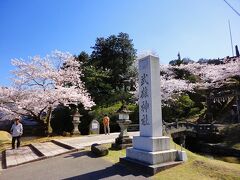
[2,132,139,169]
[31,142,71,157]
[5,146,41,168]
[54,132,139,149]
[0,150,149,180]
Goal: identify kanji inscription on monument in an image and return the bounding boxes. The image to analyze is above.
[138,55,162,137]
[139,65,150,126]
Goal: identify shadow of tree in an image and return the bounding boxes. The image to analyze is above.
[64,150,99,159]
[62,151,150,179]
[61,162,150,180]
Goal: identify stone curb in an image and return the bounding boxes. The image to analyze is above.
[52,139,85,151]
[51,140,83,151]
[29,144,45,157]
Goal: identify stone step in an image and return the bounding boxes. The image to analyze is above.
[120,157,183,175]
[51,139,84,150]
[4,146,44,168]
[30,142,72,158]
[52,139,85,150]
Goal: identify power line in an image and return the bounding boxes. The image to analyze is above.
[223,0,240,16]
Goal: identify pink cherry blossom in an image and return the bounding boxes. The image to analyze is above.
[0,51,95,121]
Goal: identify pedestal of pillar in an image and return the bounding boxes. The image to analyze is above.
[125,136,177,165]
[133,136,170,152]
[121,135,187,175]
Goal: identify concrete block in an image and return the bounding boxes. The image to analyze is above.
[177,151,188,162]
[126,147,178,165]
[133,136,170,152]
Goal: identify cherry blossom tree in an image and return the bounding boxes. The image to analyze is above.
[176,57,240,88]
[134,55,240,105]
[0,50,95,134]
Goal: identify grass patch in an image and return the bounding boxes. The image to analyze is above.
[102,144,126,163]
[0,131,12,152]
[103,139,240,179]
[0,131,11,145]
[154,151,240,180]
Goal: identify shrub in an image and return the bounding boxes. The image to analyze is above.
[0,131,11,145]
[51,105,73,135]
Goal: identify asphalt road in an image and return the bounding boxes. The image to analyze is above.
[0,150,150,180]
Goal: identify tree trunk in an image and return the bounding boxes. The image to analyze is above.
[45,106,53,136]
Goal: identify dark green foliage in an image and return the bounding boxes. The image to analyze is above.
[221,124,240,145]
[169,57,194,66]
[128,104,139,124]
[172,68,198,83]
[82,64,113,104]
[90,33,136,81]
[87,32,137,105]
[197,58,223,65]
[162,94,203,122]
[51,105,73,135]
[182,58,195,64]
[188,107,201,116]
[89,102,121,133]
[188,92,206,107]
[173,95,194,118]
[88,102,139,133]
[77,104,97,135]
[169,59,183,66]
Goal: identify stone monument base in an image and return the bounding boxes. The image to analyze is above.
[120,157,183,175]
[133,136,170,152]
[126,148,178,165]
[121,136,187,175]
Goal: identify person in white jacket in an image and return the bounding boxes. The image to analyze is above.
[10,118,23,149]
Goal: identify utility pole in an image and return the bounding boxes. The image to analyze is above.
[228,20,234,56]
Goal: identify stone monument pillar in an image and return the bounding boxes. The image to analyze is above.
[120,55,187,175]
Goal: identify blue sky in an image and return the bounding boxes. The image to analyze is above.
[0,0,239,86]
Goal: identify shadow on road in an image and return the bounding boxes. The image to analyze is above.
[63,151,96,159]
[61,162,150,180]
[62,151,150,179]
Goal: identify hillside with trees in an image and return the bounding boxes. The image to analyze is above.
[0,33,239,136]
